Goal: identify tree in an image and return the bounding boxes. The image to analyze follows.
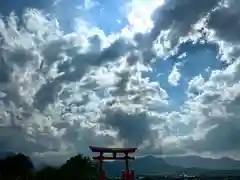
[0,153,98,180]
[0,153,34,180]
[60,154,98,180]
[35,166,58,180]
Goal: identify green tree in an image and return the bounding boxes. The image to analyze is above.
[59,154,98,180]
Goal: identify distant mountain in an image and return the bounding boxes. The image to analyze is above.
[163,156,240,170]
[131,155,179,174]
[104,155,179,176]
[104,155,240,176]
[32,154,240,176]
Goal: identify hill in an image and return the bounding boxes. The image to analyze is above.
[104,155,179,176]
[104,155,240,176]
[163,156,240,170]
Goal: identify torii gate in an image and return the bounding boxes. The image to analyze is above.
[89,146,137,180]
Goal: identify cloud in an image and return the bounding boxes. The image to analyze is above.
[1,0,240,164]
[181,58,240,155]
[144,0,240,158]
[168,63,181,86]
[0,5,166,161]
[100,110,157,147]
[0,0,56,16]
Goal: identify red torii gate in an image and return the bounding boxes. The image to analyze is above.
[89,146,137,180]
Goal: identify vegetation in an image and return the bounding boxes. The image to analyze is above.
[0,153,98,180]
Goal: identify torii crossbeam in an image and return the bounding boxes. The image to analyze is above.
[89,146,137,180]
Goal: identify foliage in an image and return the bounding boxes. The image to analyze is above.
[0,153,98,180]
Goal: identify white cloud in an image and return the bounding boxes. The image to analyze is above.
[125,0,164,33]
[0,6,167,162]
[1,0,240,163]
[168,63,181,86]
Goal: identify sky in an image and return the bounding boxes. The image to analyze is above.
[0,0,240,164]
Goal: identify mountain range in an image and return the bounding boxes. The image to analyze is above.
[103,155,240,176]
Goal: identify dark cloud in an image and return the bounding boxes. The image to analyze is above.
[0,126,47,155]
[208,1,240,43]
[0,57,12,83]
[33,36,136,111]
[33,80,61,111]
[185,122,240,153]
[100,110,157,147]
[150,0,220,49]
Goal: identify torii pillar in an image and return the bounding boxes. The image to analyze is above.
[89,146,137,180]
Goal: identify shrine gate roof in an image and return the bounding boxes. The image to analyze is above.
[89,146,137,153]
